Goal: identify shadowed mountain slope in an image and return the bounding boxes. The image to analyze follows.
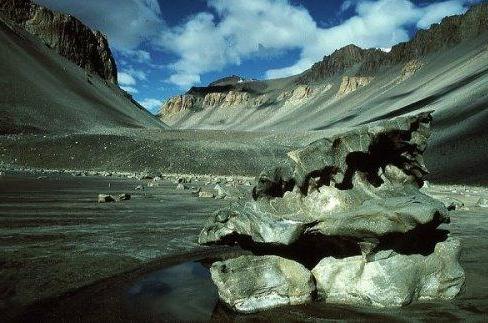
[0,15,167,134]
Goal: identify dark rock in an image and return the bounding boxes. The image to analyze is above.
[118,193,131,201]
[97,194,115,203]
[0,0,118,83]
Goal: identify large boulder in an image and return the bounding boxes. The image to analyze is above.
[199,112,448,246]
[311,237,465,307]
[210,255,315,313]
[199,112,463,313]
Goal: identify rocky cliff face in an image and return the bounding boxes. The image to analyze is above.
[297,45,386,84]
[0,0,117,83]
[299,3,488,83]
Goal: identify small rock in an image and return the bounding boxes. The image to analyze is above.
[477,197,488,208]
[178,177,189,184]
[199,190,215,198]
[98,194,115,203]
[118,193,131,201]
[153,176,161,181]
[214,184,227,199]
[447,199,464,211]
[176,183,187,190]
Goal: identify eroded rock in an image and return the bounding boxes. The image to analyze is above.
[312,237,464,307]
[97,194,115,203]
[198,112,463,313]
[200,112,448,245]
[210,255,315,313]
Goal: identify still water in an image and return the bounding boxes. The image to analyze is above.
[127,262,219,321]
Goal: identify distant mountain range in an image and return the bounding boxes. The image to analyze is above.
[158,3,488,132]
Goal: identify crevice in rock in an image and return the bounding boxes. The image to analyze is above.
[373,224,449,256]
[208,223,450,270]
[336,129,421,189]
[252,167,295,200]
[299,166,338,195]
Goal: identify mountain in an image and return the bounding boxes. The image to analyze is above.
[159,3,488,132]
[0,12,167,134]
[0,0,117,83]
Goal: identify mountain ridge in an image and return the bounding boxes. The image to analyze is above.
[0,0,118,83]
[159,2,488,123]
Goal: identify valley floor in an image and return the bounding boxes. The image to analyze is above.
[1,172,487,321]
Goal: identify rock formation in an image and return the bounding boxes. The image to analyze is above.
[0,0,117,83]
[199,112,465,313]
[336,76,374,97]
[210,255,315,313]
[400,59,424,81]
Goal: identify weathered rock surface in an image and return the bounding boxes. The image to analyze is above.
[199,112,448,246]
[199,111,463,312]
[97,194,115,203]
[399,59,424,81]
[336,76,374,97]
[0,0,117,83]
[210,255,315,313]
[312,237,465,307]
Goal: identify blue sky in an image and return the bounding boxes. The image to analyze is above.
[35,0,482,113]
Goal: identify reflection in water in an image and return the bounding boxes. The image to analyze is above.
[127,262,218,321]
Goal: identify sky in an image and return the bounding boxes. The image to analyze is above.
[34,0,482,113]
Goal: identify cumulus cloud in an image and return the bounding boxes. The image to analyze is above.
[118,72,137,86]
[34,0,163,50]
[34,0,478,91]
[139,98,163,113]
[118,68,147,94]
[417,0,467,28]
[157,0,317,87]
[158,0,474,86]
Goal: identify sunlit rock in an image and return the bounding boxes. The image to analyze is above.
[210,255,315,313]
[312,237,465,307]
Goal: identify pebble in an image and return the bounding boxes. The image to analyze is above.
[477,198,488,208]
[98,194,115,203]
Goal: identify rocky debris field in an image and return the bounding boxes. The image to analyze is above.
[1,169,488,321]
[0,170,251,318]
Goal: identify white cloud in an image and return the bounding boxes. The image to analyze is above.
[124,68,147,81]
[157,0,317,87]
[120,86,138,94]
[118,49,152,63]
[417,1,467,29]
[158,0,474,85]
[118,72,137,86]
[139,98,162,113]
[35,0,163,50]
[35,0,477,89]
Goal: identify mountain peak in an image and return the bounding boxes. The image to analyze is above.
[0,0,118,83]
[208,75,246,87]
